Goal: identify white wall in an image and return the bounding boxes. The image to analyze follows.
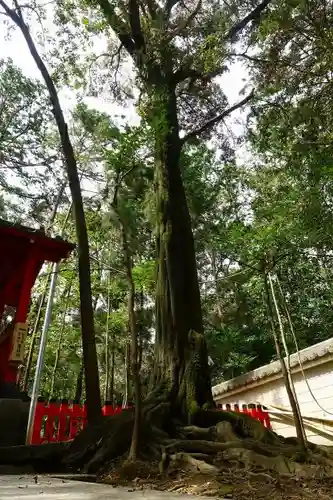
[214,360,333,445]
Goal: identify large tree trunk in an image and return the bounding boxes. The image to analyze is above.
[1,5,102,422]
[90,0,272,431]
[152,84,213,418]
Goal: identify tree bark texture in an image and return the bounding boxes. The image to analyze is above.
[152,85,213,417]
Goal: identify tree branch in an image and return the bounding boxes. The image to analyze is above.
[0,0,16,17]
[96,0,136,56]
[173,66,221,84]
[229,52,270,64]
[181,90,254,143]
[172,1,270,84]
[13,0,23,19]
[168,0,202,38]
[225,0,272,41]
[112,164,137,207]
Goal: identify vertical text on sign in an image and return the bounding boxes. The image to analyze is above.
[9,322,28,363]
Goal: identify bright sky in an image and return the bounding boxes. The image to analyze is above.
[0,9,248,124]
[0,4,250,208]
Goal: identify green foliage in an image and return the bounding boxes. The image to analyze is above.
[3,0,333,403]
[132,261,156,293]
[0,58,64,223]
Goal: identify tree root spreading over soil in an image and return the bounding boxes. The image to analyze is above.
[100,458,333,500]
[64,406,333,499]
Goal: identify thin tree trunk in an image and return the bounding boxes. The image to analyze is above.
[276,273,301,352]
[75,364,84,401]
[121,225,140,461]
[268,274,306,443]
[122,343,131,408]
[46,180,67,232]
[138,333,143,372]
[138,289,144,370]
[104,245,112,402]
[264,273,306,452]
[109,340,115,404]
[49,282,73,399]
[210,250,223,318]
[23,181,67,392]
[0,2,102,422]
[75,292,100,402]
[112,186,141,459]
[22,271,50,392]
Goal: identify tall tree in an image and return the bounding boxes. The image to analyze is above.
[63,0,272,417]
[0,0,102,422]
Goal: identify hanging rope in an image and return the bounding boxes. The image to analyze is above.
[276,274,333,417]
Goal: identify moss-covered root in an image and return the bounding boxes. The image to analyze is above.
[192,408,283,445]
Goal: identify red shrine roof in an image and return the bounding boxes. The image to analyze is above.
[0,219,75,307]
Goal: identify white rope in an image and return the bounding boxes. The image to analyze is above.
[276,276,333,417]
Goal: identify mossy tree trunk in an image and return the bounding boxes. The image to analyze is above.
[94,0,266,422]
[151,84,213,418]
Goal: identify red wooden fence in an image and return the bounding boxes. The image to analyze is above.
[216,403,272,429]
[31,399,271,444]
[31,398,133,445]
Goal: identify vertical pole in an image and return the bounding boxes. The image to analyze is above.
[26,261,60,444]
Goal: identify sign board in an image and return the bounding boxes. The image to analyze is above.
[9,322,28,363]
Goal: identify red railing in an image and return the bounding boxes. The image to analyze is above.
[216,403,272,429]
[31,399,271,445]
[31,398,133,444]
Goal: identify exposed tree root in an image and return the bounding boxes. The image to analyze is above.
[169,452,218,475]
[63,402,333,487]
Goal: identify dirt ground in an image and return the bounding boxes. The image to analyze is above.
[100,457,333,500]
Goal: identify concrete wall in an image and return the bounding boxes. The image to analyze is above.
[214,359,333,445]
